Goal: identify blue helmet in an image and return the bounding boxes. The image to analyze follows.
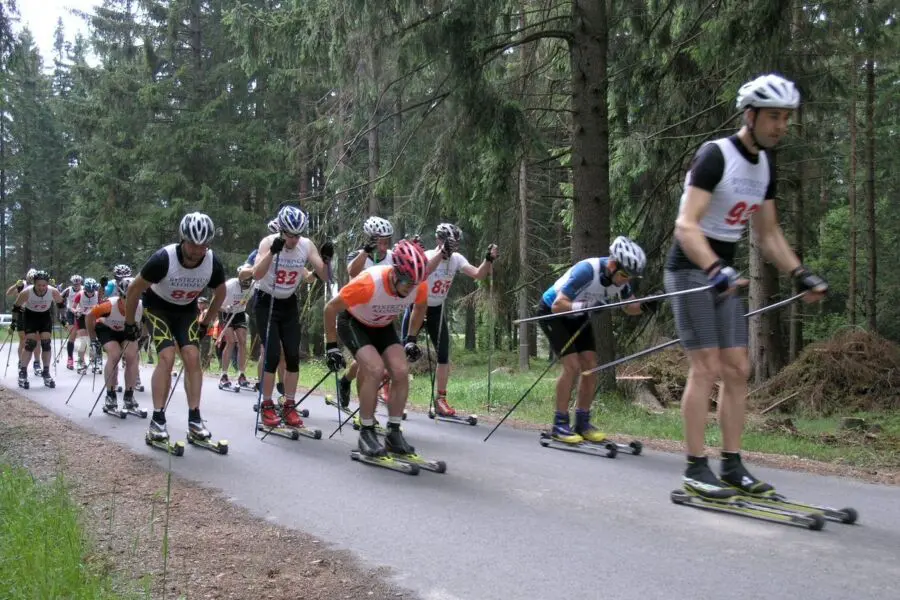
[276,205,308,236]
[84,278,100,292]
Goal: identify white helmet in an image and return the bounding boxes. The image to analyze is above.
[363,216,393,238]
[179,212,215,245]
[70,275,83,285]
[276,205,308,236]
[736,74,800,110]
[26,268,37,284]
[609,236,647,276]
[267,219,280,234]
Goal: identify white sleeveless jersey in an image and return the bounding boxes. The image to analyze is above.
[150,243,214,305]
[425,250,471,307]
[64,286,80,311]
[680,138,771,242]
[221,278,247,313]
[98,296,143,331]
[343,265,423,327]
[75,291,100,313]
[256,235,312,299]
[23,286,53,312]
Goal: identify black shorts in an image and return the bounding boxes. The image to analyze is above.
[144,306,200,353]
[23,309,53,335]
[337,311,400,357]
[66,309,77,326]
[219,311,247,330]
[76,314,88,330]
[536,302,596,357]
[401,304,449,363]
[96,324,126,346]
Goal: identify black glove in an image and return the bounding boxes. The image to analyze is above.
[363,236,377,255]
[325,342,346,372]
[706,260,740,294]
[441,240,454,259]
[485,244,498,263]
[270,236,285,255]
[792,265,828,294]
[320,240,335,263]
[99,276,109,288]
[404,334,423,362]
[59,315,68,327]
[197,321,209,339]
[124,322,140,341]
[91,338,102,356]
[10,311,19,332]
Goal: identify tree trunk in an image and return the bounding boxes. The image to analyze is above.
[790,104,805,360]
[848,53,858,326]
[749,229,768,383]
[0,110,6,311]
[864,8,876,331]
[570,0,613,390]
[517,158,529,372]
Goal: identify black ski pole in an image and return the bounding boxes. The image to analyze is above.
[483,318,591,443]
[164,362,184,412]
[88,341,131,417]
[328,405,360,439]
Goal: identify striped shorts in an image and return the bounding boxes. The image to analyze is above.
[663,269,747,350]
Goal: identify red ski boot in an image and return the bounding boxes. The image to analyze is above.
[435,396,457,417]
[259,400,281,428]
[282,399,304,429]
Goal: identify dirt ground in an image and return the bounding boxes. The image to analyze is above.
[0,389,413,600]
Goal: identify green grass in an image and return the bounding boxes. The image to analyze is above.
[282,355,900,470]
[0,462,129,599]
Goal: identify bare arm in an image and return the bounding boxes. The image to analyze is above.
[324,296,348,344]
[6,282,21,296]
[125,276,152,324]
[674,187,720,273]
[13,289,28,307]
[305,242,330,282]
[204,283,227,324]
[252,236,276,281]
[347,250,369,278]
[750,200,802,274]
[407,302,427,337]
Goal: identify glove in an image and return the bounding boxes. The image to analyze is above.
[12,305,23,315]
[441,240,454,259]
[485,244,498,263]
[197,321,209,339]
[320,240,335,263]
[59,315,68,327]
[15,279,23,287]
[91,338,102,356]
[707,262,740,294]
[404,335,423,362]
[124,322,140,341]
[325,342,346,372]
[363,236,377,255]
[270,236,285,255]
[792,265,828,294]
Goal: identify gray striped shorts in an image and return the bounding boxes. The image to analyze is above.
[663,269,747,350]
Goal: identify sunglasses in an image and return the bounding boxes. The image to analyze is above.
[394,272,417,286]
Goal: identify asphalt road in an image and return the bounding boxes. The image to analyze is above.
[5,349,900,600]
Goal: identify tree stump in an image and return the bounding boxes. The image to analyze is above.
[617,376,665,412]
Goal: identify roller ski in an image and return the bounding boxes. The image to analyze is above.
[385,424,446,473]
[237,373,254,391]
[76,360,88,375]
[186,419,228,455]
[122,391,148,418]
[350,425,419,475]
[218,374,240,393]
[254,400,303,440]
[41,368,56,389]
[101,390,127,418]
[277,399,320,439]
[428,396,477,426]
[144,419,185,456]
[324,393,354,417]
[352,412,387,435]
[17,367,30,390]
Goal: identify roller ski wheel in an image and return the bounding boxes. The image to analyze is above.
[145,434,185,456]
[256,423,301,440]
[730,491,858,525]
[428,410,478,426]
[351,450,420,475]
[388,451,447,474]
[670,489,825,530]
[102,396,127,419]
[539,431,618,458]
[186,431,229,455]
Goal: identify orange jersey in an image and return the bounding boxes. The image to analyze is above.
[90,295,142,331]
[339,265,426,327]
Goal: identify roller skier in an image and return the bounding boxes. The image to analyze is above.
[12,270,63,389]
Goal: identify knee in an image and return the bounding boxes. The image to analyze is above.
[720,357,750,383]
[40,339,51,352]
[560,356,580,379]
[359,360,384,382]
[181,350,200,368]
[688,355,721,385]
[283,348,300,372]
[24,338,37,352]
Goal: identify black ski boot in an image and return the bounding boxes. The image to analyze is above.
[338,376,352,408]
[384,423,415,456]
[33,360,42,377]
[683,456,737,499]
[42,368,55,388]
[104,389,119,413]
[720,452,775,497]
[17,366,29,389]
[123,390,146,417]
[358,425,386,457]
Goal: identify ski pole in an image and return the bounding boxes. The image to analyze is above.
[425,329,436,416]
[487,272,494,411]
[254,251,280,438]
[0,326,13,358]
[578,291,809,377]
[328,405,360,439]
[4,328,17,378]
[88,341,130,417]
[164,362,184,412]
[483,318,592,443]
[513,284,715,324]
[65,366,89,405]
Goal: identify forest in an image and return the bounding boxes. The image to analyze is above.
[0,0,897,390]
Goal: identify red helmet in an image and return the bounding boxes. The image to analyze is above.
[392,239,427,284]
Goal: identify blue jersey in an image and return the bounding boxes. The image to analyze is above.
[541,257,632,312]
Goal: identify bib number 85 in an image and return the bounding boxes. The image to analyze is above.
[431,280,452,296]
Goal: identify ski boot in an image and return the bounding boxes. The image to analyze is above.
[281,399,304,429]
[66,357,74,371]
[17,366,29,389]
[573,409,607,443]
[338,376,352,408]
[187,417,228,454]
[352,412,383,434]
[550,412,584,444]
[148,419,169,441]
[41,368,55,389]
[720,453,775,497]
[218,373,237,393]
[358,425,386,457]
[33,360,42,377]
[76,359,87,375]
[102,389,125,418]
[434,395,457,417]
[123,390,147,418]
[188,418,211,440]
[91,356,103,375]
[683,456,738,500]
[385,423,415,456]
[237,373,253,391]
[259,400,282,428]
